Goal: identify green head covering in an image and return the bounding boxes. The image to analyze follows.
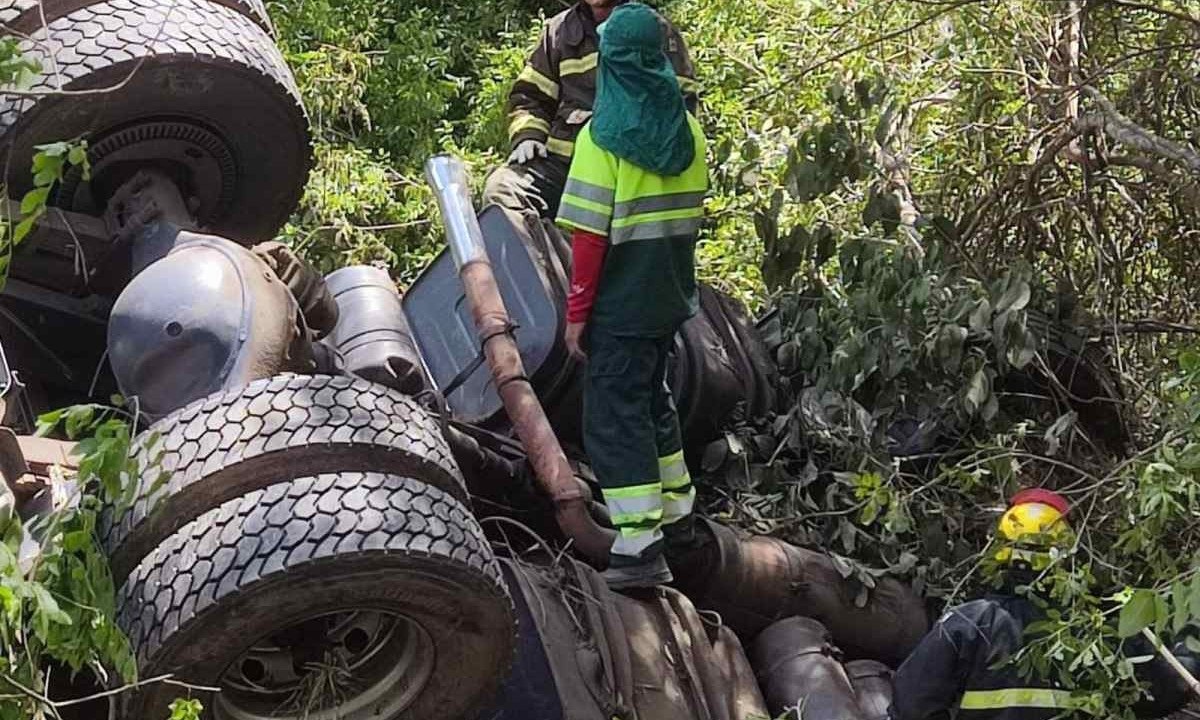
[592,2,695,176]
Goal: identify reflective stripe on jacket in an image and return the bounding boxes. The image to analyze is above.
[556,115,707,337]
[507,1,697,158]
[889,595,1080,720]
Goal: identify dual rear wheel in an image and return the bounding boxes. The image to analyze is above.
[100,375,518,720]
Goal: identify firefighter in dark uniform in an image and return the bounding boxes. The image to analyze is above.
[890,489,1077,720]
[890,489,1198,720]
[484,0,697,220]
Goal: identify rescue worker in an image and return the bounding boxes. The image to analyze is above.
[555,2,706,589]
[485,0,697,220]
[889,489,1198,720]
[889,488,1077,720]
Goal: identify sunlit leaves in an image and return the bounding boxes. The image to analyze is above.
[168,698,204,720]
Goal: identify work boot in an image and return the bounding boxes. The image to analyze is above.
[603,554,673,590]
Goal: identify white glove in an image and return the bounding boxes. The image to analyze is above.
[509,139,548,165]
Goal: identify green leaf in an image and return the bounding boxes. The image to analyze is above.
[64,405,96,439]
[35,409,64,437]
[68,143,87,167]
[1173,581,1190,635]
[34,141,70,158]
[31,584,72,629]
[1181,351,1200,373]
[964,367,989,415]
[1189,574,1200,622]
[168,698,204,720]
[969,298,992,334]
[1006,325,1037,370]
[19,186,50,215]
[937,324,968,374]
[1118,589,1159,638]
[995,277,1031,314]
[12,213,39,246]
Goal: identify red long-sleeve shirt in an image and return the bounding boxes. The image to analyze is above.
[567,229,608,324]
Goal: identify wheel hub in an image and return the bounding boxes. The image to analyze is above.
[215,611,436,720]
[58,119,237,227]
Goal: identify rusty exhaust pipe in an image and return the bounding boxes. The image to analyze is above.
[425,155,615,566]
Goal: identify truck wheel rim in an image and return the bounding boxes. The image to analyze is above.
[214,610,435,720]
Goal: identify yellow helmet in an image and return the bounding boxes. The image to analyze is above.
[994,489,1073,570]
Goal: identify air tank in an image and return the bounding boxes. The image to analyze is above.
[322,266,427,394]
[845,660,894,720]
[752,617,865,720]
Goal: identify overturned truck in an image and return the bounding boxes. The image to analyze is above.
[0,2,929,718]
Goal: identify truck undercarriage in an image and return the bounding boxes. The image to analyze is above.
[0,2,954,718]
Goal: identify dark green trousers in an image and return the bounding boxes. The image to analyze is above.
[584,326,695,566]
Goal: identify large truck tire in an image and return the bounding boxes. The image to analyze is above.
[0,0,309,243]
[0,0,273,35]
[117,472,517,720]
[100,374,465,582]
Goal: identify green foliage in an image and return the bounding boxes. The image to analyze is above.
[0,140,90,291]
[1,407,138,719]
[167,697,203,720]
[271,0,547,283]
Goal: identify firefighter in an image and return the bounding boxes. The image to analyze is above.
[555,2,707,589]
[484,0,697,220]
[889,489,1078,719]
[889,489,1199,719]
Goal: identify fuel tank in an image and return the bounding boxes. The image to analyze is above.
[404,206,775,452]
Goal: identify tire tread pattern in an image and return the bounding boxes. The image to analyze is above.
[1,0,272,35]
[100,374,464,577]
[116,472,510,666]
[0,0,300,135]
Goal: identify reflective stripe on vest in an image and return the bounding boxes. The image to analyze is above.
[563,177,615,206]
[558,196,611,235]
[611,215,703,245]
[556,119,706,240]
[959,688,1074,711]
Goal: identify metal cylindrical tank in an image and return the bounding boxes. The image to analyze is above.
[845,660,893,720]
[712,625,770,720]
[672,519,928,665]
[322,266,427,394]
[752,617,865,720]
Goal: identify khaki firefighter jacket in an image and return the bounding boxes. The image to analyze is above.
[506,1,698,160]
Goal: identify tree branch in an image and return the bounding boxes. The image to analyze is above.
[1076,86,1200,173]
[750,0,985,103]
[1107,0,1200,31]
[1105,154,1200,207]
